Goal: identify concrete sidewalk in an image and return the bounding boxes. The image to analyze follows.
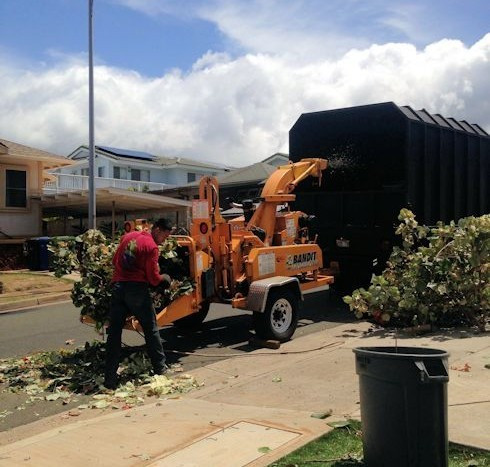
[0,321,488,466]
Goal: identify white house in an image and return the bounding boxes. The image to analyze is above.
[48,145,230,193]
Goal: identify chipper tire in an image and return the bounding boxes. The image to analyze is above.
[173,301,210,330]
[253,289,299,342]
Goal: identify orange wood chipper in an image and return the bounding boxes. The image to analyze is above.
[138,157,333,342]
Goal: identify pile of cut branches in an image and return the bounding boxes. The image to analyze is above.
[0,341,200,414]
[344,209,489,330]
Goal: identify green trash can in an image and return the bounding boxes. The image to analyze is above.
[353,346,449,467]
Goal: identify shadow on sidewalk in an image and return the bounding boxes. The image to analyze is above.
[158,290,355,366]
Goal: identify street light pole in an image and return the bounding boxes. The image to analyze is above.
[88,0,96,229]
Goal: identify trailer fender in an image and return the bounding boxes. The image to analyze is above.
[247,276,303,313]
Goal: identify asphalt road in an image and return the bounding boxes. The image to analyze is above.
[0,291,353,432]
[0,301,101,359]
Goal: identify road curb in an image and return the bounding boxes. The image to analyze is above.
[0,292,72,314]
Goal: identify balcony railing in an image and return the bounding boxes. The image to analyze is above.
[43,174,171,194]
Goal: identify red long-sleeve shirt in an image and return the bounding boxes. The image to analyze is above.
[112,231,161,287]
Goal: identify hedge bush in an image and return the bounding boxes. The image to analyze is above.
[343,209,489,331]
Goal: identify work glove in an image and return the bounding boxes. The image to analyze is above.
[160,273,171,289]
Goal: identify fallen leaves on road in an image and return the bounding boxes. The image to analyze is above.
[0,341,201,419]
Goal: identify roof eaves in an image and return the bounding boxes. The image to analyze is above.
[459,120,477,134]
[399,105,422,121]
[0,138,71,167]
[471,124,489,136]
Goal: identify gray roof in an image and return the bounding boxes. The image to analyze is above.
[217,162,277,185]
[0,138,71,169]
[261,152,289,165]
[152,161,279,197]
[157,155,231,171]
[69,145,231,171]
[171,161,277,190]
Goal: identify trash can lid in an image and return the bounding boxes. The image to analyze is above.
[353,346,449,359]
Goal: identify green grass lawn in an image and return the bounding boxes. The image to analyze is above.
[269,420,490,466]
[0,272,73,293]
[0,272,73,306]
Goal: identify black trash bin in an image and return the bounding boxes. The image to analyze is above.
[353,346,449,467]
[25,239,40,270]
[37,237,51,270]
[25,237,51,271]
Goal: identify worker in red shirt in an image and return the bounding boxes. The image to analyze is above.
[104,218,173,389]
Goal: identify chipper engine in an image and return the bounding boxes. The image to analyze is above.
[148,158,333,342]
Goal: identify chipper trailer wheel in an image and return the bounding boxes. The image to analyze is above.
[253,288,299,342]
[173,301,210,330]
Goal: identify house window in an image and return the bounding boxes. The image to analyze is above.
[81,168,89,176]
[98,166,105,177]
[187,172,196,183]
[131,169,141,181]
[141,170,150,182]
[130,169,150,182]
[5,169,27,208]
[113,166,128,179]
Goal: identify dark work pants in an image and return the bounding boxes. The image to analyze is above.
[105,282,166,384]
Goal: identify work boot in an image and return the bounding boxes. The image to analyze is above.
[103,377,119,390]
[154,364,169,376]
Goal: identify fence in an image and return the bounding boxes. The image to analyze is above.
[44,174,169,194]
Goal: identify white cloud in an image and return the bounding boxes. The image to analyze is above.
[197,0,367,60]
[0,34,489,165]
[111,0,201,20]
[110,0,179,16]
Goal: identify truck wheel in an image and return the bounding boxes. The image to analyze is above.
[253,289,299,342]
[173,301,210,329]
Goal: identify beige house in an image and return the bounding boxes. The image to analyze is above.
[0,138,72,241]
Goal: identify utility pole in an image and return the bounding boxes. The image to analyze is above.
[88,0,96,229]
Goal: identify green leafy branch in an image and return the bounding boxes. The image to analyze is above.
[344,209,489,331]
[49,230,195,330]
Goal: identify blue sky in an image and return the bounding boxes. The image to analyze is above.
[1,0,223,76]
[0,0,489,164]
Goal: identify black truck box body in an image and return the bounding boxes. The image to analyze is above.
[289,102,490,291]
